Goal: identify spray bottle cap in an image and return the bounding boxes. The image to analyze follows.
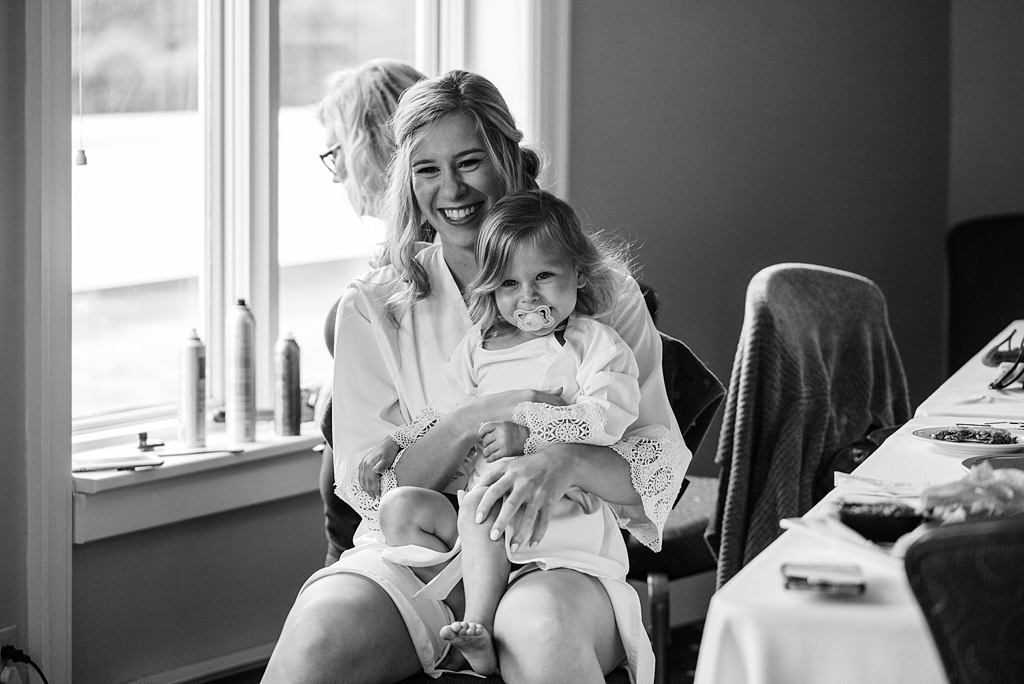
[187,328,199,339]
[237,298,246,306]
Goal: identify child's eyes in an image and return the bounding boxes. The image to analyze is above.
[536,272,554,280]
[500,279,518,288]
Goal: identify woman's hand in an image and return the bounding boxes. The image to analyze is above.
[470,443,576,551]
[358,437,401,498]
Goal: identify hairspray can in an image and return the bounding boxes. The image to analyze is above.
[226,299,256,443]
[274,332,301,436]
[179,328,206,447]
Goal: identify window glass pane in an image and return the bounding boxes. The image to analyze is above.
[278,0,417,391]
[72,0,201,420]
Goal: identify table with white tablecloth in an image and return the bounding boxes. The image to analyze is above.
[693,321,1024,684]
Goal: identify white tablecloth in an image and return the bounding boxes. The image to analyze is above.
[693,321,1024,684]
[916,319,1024,420]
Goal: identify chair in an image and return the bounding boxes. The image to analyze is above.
[904,515,1024,684]
[706,263,912,588]
[625,332,723,684]
[945,214,1024,376]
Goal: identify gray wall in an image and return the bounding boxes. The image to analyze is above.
[570,1,951,475]
[948,0,1024,225]
[1,0,28,659]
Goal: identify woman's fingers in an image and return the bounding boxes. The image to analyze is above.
[508,500,541,551]
[528,505,551,548]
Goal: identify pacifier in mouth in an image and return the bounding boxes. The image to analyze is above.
[513,306,554,332]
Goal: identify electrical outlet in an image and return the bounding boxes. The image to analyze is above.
[0,624,16,649]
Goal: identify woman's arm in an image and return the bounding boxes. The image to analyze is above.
[393,388,564,490]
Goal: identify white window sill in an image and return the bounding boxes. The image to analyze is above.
[72,421,324,544]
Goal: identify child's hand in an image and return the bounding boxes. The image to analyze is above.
[358,437,401,497]
[478,421,530,462]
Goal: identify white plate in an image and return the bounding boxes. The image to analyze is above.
[912,426,1024,456]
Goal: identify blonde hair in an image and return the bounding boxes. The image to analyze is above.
[314,59,425,217]
[379,70,544,323]
[467,190,633,333]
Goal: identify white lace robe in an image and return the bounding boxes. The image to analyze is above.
[333,243,691,551]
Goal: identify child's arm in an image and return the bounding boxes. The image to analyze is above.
[511,319,642,455]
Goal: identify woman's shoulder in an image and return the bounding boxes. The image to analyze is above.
[344,244,443,297]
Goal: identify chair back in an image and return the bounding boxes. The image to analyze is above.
[904,515,1024,684]
[945,214,1024,376]
[660,331,725,458]
[708,263,911,587]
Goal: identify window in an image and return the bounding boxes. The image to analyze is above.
[72,0,202,421]
[70,0,569,437]
[278,0,417,390]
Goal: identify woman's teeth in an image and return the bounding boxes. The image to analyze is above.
[442,205,478,221]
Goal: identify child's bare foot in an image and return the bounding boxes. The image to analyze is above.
[440,621,498,675]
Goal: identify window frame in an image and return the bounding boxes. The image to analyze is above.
[39,0,570,676]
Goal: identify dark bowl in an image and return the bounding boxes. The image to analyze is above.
[838,502,924,544]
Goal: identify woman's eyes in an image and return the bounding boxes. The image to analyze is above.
[412,158,483,177]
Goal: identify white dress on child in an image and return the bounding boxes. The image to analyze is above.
[383,313,644,596]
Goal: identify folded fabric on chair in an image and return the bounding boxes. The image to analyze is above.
[708,263,911,588]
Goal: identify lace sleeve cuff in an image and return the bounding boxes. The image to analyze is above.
[389,404,448,448]
[334,447,406,533]
[512,401,611,455]
[609,426,686,552]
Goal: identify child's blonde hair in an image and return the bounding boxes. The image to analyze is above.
[468,189,633,332]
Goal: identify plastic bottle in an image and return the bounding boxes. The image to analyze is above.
[274,332,301,436]
[178,328,206,447]
[226,299,256,443]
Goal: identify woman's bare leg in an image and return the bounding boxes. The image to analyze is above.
[493,568,625,684]
[260,573,422,684]
[439,485,509,675]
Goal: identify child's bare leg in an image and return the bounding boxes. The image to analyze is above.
[440,485,509,675]
[379,487,458,584]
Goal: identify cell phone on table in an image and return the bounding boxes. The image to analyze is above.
[781,562,865,596]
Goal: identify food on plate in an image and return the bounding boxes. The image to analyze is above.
[837,501,923,543]
[930,425,1018,445]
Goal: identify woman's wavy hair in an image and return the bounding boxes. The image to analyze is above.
[314,59,425,217]
[379,70,543,323]
[467,189,633,333]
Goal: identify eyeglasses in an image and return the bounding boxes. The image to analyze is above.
[319,142,341,175]
[987,329,1024,390]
